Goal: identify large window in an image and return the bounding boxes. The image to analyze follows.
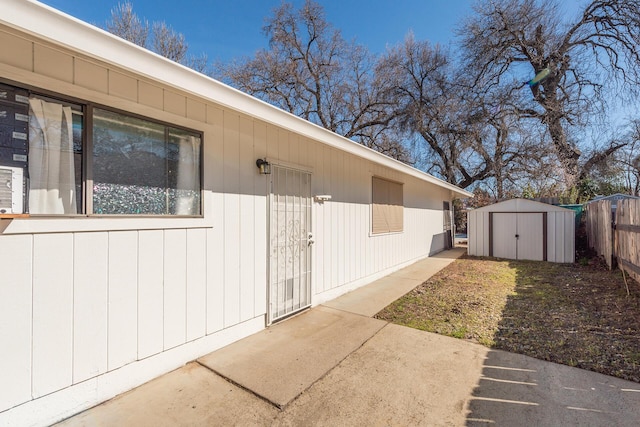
[371,176,403,234]
[0,82,202,216]
[92,109,201,215]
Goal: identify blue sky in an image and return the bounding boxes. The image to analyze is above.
[37,0,484,62]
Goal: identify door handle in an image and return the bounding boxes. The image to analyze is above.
[515,234,519,239]
[307,232,315,246]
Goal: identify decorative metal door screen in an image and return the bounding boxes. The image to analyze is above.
[268,166,312,323]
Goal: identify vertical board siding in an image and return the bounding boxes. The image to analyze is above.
[73,232,108,383]
[223,112,241,327]
[558,212,568,263]
[107,231,138,370]
[565,212,575,263]
[186,229,207,342]
[468,211,479,256]
[253,121,268,317]
[138,230,165,359]
[0,235,32,411]
[239,116,256,321]
[206,106,225,334]
[547,212,557,262]
[32,233,73,398]
[330,149,340,288]
[163,229,187,350]
[312,142,325,294]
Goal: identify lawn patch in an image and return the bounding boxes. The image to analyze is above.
[375,254,640,383]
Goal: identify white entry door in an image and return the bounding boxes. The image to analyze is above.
[493,213,544,261]
[268,166,312,323]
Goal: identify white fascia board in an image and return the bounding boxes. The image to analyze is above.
[5,0,472,199]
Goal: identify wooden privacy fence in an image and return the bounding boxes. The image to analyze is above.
[586,198,640,284]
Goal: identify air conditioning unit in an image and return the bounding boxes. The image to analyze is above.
[0,165,24,214]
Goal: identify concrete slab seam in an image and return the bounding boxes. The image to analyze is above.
[317,304,386,319]
[274,321,392,410]
[196,321,392,411]
[194,360,284,410]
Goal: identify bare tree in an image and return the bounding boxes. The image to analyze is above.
[105,1,149,47]
[376,36,466,184]
[183,52,211,75]
[105,2,210,74]
[613,119,640,195]
[624,122,640,195]
[460,0,640,187]
[219,0,407,159]
[377,35,539,190]
[151,21,188,63]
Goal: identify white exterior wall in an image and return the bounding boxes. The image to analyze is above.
[467,210,490,257]
[467,199,575,263]
[546,211,575,263]
[0,14,466,426]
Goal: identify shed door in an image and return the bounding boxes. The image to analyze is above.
[268,166,312,323]
[492,213,544,261]
[492,213,517,259]
[516,213,544,261]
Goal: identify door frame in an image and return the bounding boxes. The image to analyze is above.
[488,211,548,261]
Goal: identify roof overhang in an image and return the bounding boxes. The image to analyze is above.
[3,0,473,199]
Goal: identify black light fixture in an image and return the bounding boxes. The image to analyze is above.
[256,158,271,174]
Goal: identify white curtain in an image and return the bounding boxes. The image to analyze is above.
[28,98,77,214]
[175,135,200,215]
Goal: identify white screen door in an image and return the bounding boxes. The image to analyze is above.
[268,166,312,323]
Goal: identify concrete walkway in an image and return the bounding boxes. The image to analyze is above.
[59,248,640,426]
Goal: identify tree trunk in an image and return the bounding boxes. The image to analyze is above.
[547,113,580,187]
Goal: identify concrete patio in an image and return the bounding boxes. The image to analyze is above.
[58,248,640,426]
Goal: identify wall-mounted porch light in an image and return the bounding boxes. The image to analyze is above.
[256,158,271,174]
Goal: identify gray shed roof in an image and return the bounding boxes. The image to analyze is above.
[472,198,574,213]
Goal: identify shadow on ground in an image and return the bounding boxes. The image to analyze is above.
[466,349,640,426]
[466,258,640,426]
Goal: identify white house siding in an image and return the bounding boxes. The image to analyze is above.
[0,7,470,426]
[310,150,452,303]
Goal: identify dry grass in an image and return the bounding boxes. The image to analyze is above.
[375,254,640,383]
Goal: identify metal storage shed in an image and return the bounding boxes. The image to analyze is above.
[467,199,575,263]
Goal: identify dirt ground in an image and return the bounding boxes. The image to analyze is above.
[375,253,640,383]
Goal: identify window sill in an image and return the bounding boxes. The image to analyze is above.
[0,214,213,235]
[369,230,404,237]
[0,214,30,219]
